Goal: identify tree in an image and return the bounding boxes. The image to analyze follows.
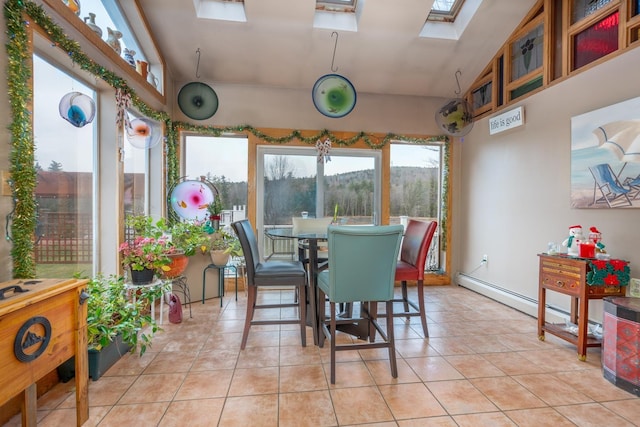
[48,160,63,171]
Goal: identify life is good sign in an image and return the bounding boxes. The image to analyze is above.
[489,106,524,135]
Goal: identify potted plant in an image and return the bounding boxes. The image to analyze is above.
[207,229,238,266]
[119,235,174,284]
[163,220,212,278]
[58,273,161,381]
[206,196,224,230]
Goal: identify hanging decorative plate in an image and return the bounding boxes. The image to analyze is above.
[177,82,219,120]
[169,180,216,221]
[58,91,96,128]
[312,74,357,118]
[126,117,162,149]
[435,98,474,137]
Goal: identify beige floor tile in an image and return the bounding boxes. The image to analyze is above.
[143,350,197,374]
[378,382,447,419]
[97,402,169,427]
[444,354,506,378]
[279,390,337,427]
[452,411,518,426]
[227,366,279,396]
[119,373,186,404]
[397,416,458,426]
[555,402,637,426]
[553,369,638,401]
[426,337,476,355]
[324,360,376,388]
[190,347,240,370]
[601,398,640,424]
[279,343,323,366]
[330,386,394,425]
[408,356,465,382]
[236,345,280,368]
[158,398,225,427]
[394,338,440,358]
[365,358,421,385]
[175,369,234,399]
[218,394,279,427]
[102,351,157,377]
[503,407,576,427]
[482,352,548,376]
[470,376,546,411]
[512,373,593,406]
[280,364,327,393]
[426,379,498,415]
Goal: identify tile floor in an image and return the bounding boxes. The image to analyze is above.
[6,285,640,426]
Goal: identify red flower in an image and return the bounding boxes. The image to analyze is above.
[604,273,620,286]
[591,260,608,270]
[610,259,628,271]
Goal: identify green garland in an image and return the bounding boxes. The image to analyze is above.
[5,0,451,277]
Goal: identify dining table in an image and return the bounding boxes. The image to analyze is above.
[265,227,371,345]
[265,227,327,345]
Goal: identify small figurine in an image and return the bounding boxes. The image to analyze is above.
[106,27,122,55]
[123,48,136,68]
[562,225,584,256]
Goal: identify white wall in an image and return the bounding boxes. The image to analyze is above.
[456,47,640,323]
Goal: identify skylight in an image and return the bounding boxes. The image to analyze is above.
[316,0,357,13]
[428,0,465,22]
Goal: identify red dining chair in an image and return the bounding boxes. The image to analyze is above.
[394,219,437,337]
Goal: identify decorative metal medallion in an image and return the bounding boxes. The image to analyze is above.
[14,316,52,363]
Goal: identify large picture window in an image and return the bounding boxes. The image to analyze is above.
[33,55,96,278]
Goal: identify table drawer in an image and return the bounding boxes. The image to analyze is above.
[541,271,581,295]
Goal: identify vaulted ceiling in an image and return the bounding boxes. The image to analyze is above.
[138,0,538,99]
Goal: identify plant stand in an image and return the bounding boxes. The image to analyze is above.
[202,264,237,306]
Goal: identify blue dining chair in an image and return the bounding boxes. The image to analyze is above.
[317,225,403,384]
[232,219,307,350]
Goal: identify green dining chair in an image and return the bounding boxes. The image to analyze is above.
[317,225,403,384]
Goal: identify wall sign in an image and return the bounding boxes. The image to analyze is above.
[489,106,524,135]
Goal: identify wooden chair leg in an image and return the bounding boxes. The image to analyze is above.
[401,281,410,320]
[386,300,398,378]
[416,279,428,337]
[330,301,337,385]
[241,286,257,350]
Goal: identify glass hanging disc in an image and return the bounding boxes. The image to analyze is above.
[58,91,96,128]
[177,82,219,120]
[312,74,357,118]
[126,118,162,149]
[169,180,216,221]
[435,98,474,137]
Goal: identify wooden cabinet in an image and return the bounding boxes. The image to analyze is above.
[538,254,625,361]
[0,279,89,426]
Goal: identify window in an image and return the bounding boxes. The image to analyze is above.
[256,146,381,258]
[316,0,357,13]
[428,0,466,22]
[33,55,96,278]
[390,143,444,272]
[573,11,619,70]
[183,135,249,225]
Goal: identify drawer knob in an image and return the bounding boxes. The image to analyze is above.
[556,280,565,287]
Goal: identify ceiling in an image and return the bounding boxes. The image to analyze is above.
[137,0,538,99]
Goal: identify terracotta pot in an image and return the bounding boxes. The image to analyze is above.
[163,253,189,279]
[210,250,230,266]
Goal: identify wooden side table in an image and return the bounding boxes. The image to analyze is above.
[537,254,626,361]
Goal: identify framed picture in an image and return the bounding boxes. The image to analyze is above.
[570,96,640,208]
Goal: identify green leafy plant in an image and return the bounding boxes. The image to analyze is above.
[119,236,174,272]
[85,273,161,356]
[205,229,238,253]
[168,220,212,257]
[206,196,224,218]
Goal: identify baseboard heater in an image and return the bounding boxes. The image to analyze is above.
[456,272,575,324]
